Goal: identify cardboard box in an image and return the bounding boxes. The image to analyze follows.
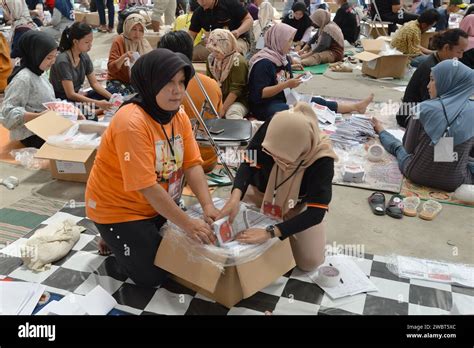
[155,231,296,308]
[74,11,86,23]
[327,2,339,13]
[421,31,436,49]
[354,39,409,79]
[360,22,390,39]
[85,12,101,27]
[144,32,160,48]
[25,112,105,183]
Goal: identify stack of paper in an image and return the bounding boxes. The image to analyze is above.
[330,115,376,149]
[43,101,79,121]
[308,255,378,299]
[36,285,117,315]
[0,282,46,315]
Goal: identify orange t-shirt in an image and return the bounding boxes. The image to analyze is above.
[85,103,203,224]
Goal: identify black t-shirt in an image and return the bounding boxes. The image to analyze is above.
[232,119,334,238]
[189,0,249,37]
[374,0,400,16]
[26,0,43,11]
[333,2,360,44]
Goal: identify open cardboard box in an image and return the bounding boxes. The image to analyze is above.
[421,30,436,49]
[144,32,160,48]
[74,11,86,23]
[155,230,296,308]
[354,39,409,79]
[360,22,390,39]
[25,111,106,183]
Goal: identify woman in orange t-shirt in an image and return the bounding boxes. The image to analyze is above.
[85,49,219,287]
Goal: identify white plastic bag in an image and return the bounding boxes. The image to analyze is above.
[46,122,106,149]
[9,148,48,170]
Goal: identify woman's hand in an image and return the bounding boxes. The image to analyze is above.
[300,52,311,59]
[96,100,113,110]
[215,195,241,223]
[183,218,217,244]
[285,77,303,89]
[235,228,271,244]
[202,203,221,224]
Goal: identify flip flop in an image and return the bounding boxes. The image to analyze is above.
[386,194,404,219]
[368,192,386,216]
[419,200,442,221]
[402,196,420,217]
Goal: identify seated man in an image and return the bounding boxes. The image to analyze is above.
[371,0,419,34]
[189,0,253,61]
[435,0,465,32]
[391,9,440,67]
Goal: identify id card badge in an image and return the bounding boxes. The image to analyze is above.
[263,201,282,219]
[168,167,183,202]
[434,137,457,162]
[256,35,265,49]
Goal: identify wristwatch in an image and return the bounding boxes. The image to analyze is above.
[266,225,276,239]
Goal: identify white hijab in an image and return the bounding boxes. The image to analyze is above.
[253,2,275,40]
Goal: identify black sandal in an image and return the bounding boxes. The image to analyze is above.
[368,192,386,216]
[386,194,404,219]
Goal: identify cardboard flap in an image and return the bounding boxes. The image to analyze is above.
[354,51,380,62]
[154,231,223,293]
[35,143,95,162]
[361,39,386,53]
[235,239,296,298]
[25,111,73,141]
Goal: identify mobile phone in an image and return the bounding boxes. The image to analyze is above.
[210,128,225,135]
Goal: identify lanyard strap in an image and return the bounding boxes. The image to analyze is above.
[273,160,304,196]
[439,98,463,136]
[159,123,176,160]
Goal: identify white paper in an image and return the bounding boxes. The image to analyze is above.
[392,86,407,92]
[0,282,46,315]
[41,212,84,226]
[76,285,117,315]
[19,284,46,315]
[256,35,265,50]
[308,255,378,299]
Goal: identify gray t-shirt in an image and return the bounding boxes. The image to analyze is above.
[49,51,94,100]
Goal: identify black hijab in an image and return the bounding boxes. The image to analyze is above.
[8,30,58,84]
[125,48,195,125]
[282,2,313,42]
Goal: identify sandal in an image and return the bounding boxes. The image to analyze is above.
[330,64,353,73]
[419,200,442,221]
[368,192,386,216]
[402,196,420,217]
[386,194,404,219]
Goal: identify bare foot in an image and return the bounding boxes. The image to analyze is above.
[356,93,374,114]
[371,117,385,134]
[98,238,112,256]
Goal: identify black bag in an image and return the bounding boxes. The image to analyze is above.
[117,5,150,34]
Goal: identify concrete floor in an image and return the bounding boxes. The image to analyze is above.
[1,11,473,266]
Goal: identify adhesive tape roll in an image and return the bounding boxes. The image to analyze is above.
[318,266,341,288]
[367,144,384,162]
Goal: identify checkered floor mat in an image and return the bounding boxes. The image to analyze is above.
[1,207,473,315]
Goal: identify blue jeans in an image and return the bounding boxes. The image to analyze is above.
[379,130,412,173]
[96,0,115,28]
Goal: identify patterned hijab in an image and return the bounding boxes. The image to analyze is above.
[206,29,240,86]
[253,1,274,40]
[122,14,153,56]
[310,9,345,48]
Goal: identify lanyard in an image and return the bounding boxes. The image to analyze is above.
[439,98,463,136]
[159,123,176,162]
[272,160,304,203]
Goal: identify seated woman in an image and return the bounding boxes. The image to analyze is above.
[248,23,373,121]
[217,102,337,271]
[459,14,474,69]
[333,0,360,45]
[85,49,220,287]
[40,0,75,42]
[282,2,313,50]
[2,0,37,58]
[250,1,275,56]
[373,60,473,192]
[0,33,12,93]
[0,31,58,148]
[49,23,112,119]
[107,14,152,95]
[159,30,223,173]
[298,9,344,67]
[396,29,469,127]
[206,29,249,119]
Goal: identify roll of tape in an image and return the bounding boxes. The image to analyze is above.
[367,144,385,162]
[318,266,341,288]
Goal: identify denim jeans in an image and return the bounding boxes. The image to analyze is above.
[96,0,115,28]
[379,130,412,172]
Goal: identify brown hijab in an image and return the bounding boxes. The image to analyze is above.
[310,9,345,48]
[261,102,338,217]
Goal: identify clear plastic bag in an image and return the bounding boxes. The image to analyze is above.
[46,122,107,149]
[9,148,48,170]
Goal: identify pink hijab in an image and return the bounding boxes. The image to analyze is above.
[460,14,474,51]
[249,23,297,75]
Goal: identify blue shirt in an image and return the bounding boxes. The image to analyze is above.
[435,8,449,32]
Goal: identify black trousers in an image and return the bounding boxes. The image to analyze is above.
[94,215,169,287]
[371,7,419,34]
